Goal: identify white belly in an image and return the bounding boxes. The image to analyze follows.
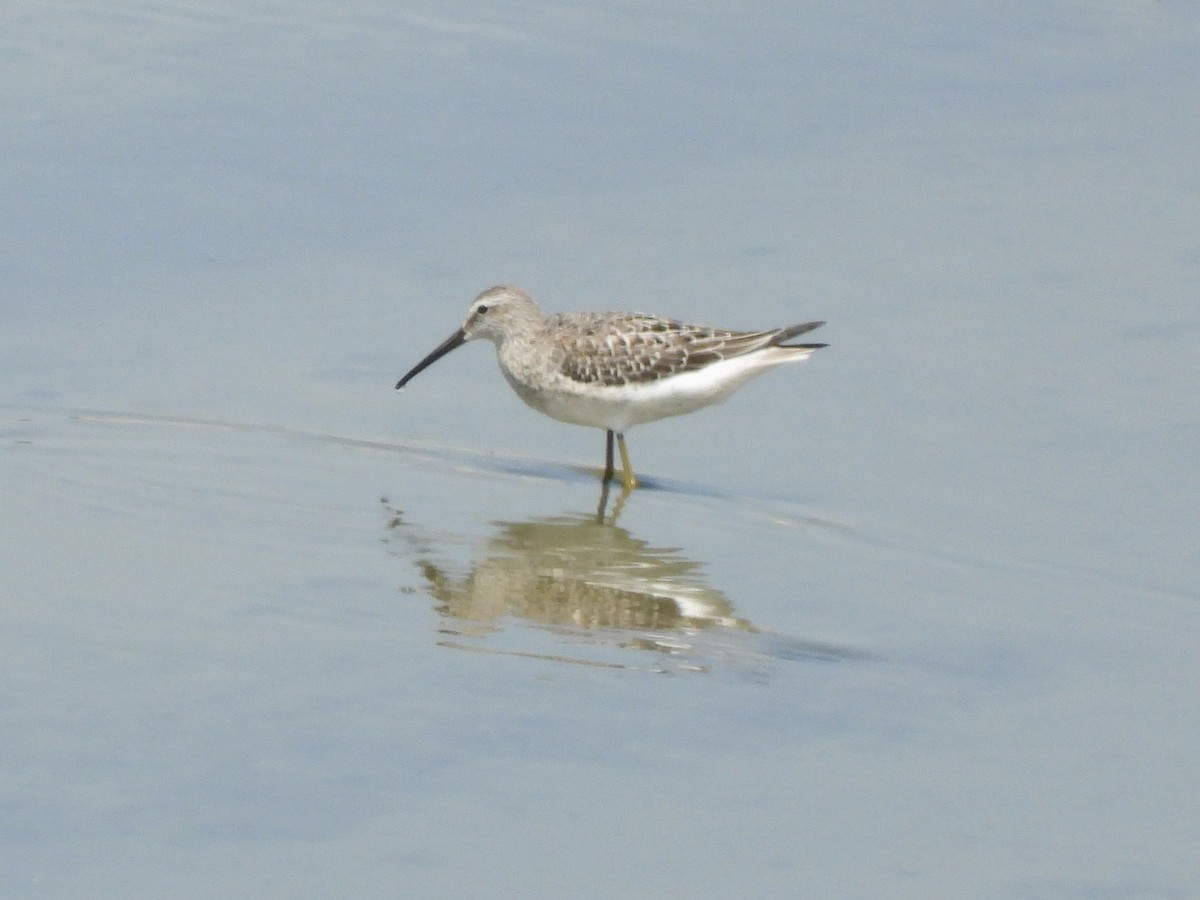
[499,352,812,432]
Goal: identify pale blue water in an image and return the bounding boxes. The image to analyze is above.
[2,3,1198,897]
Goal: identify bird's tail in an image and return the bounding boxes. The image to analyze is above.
[772,320,827,350]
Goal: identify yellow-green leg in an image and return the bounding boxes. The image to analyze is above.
[616,432,639,490]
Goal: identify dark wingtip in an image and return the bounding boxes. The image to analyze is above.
[774,320,826,347]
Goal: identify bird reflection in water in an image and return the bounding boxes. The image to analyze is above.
[383,492,850,673]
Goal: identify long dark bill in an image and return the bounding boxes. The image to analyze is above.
[394,328,467,390]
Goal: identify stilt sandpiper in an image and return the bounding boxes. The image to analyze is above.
[395,285,827,490]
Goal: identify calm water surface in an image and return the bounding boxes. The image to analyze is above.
[2,2,1198,897]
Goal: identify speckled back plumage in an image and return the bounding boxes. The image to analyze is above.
[550,313,826,387]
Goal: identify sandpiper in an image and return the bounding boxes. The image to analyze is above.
[395,285,827,490]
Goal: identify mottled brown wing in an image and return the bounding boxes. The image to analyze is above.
[554,313,785,387]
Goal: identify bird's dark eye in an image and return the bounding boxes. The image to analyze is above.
[476,304,489,315]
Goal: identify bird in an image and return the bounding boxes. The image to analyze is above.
[395,285,826,490]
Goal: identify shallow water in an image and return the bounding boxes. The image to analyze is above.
[3,2,1199,897]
